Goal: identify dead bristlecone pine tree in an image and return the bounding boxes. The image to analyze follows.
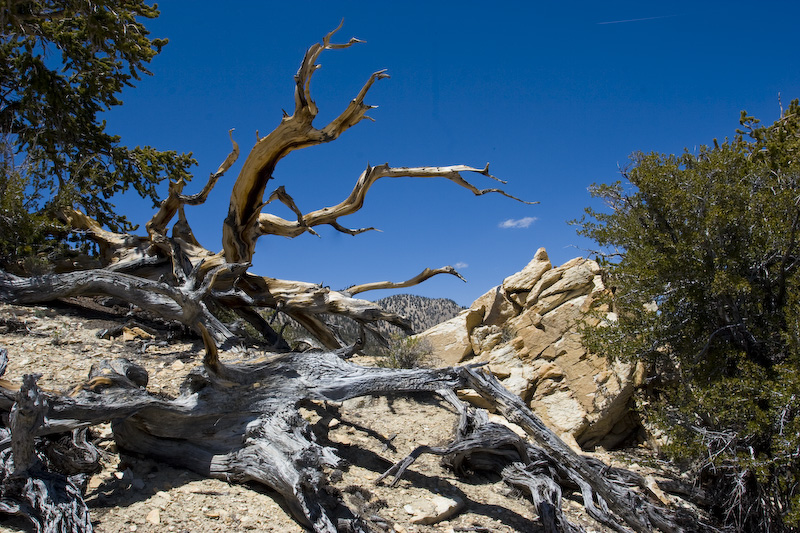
[0,24,709,533]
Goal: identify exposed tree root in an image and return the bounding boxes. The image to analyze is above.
[0,338,709,533]
[0,24,711,533]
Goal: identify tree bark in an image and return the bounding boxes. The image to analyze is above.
[0,25,709,533]
[0,338,706,533]
[0,352,97,533]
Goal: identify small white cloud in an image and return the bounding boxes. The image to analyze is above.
[454,262,469,269]
[499,217,537,229]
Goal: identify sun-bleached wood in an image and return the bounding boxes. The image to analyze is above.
[0,26,703,533]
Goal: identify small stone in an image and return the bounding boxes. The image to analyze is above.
[171,360,185,371]
[131,478,145,490]
[146,509,161,525]
[645,475,671,505]
[122,326,154,341]
[456,389,494,410]
[205,509,221,519]
[405,494,464,525]
[87,475,103,490]
[487,413,527,437]
[559,432,583,453]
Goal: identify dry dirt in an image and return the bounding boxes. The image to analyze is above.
[0,301,677,533]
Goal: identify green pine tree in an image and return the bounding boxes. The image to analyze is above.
[575,100,800,531]
[0,0,195,270]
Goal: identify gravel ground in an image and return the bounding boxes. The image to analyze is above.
[0,301,676,532]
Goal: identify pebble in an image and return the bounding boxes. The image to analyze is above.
[171,360,185,371]
[645,475,671,505]
[404,494,465,525]
[146,509,161,525]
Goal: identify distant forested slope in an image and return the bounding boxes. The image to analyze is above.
[375,294,464,333]
[307,294,464,352]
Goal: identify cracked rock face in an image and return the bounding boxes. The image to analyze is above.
[418,248,644,449]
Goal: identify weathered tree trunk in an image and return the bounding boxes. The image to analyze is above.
[0,25,710,533]
[0,268,239,346]
[0,334,707,533]
[34,23,533,351]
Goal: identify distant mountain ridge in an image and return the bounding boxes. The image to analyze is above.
[374,294,465,334]
[313,294,465,352]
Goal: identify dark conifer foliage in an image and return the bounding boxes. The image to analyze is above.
[0,1,195,269]
[576,100,800,531]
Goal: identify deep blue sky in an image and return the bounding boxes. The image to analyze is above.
[107,1,800,307]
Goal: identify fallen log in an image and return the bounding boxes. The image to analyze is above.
[0,332,710,532]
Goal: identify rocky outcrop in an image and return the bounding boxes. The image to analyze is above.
[417,248,644,449]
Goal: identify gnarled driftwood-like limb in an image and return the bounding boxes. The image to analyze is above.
[234,273,416,349]
[0,269,238,346]
[146,129,240,242]
[0,332,707,533]
[458,366,705,533]
[57,207,150,266]
[346,266,467,296]
[0,335,465,531]
[378,388,585,532]
[256,163,536,239]
[223,24,388,263]
[0,371,96,533]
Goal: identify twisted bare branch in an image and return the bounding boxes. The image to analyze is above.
[224,25,386,263]
[346,266,467,296]
[257,163,535,238]
[147,130,239,241]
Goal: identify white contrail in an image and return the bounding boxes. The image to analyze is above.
[597,14,677,25]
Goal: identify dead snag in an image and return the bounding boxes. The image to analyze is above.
[0,338,711,533]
